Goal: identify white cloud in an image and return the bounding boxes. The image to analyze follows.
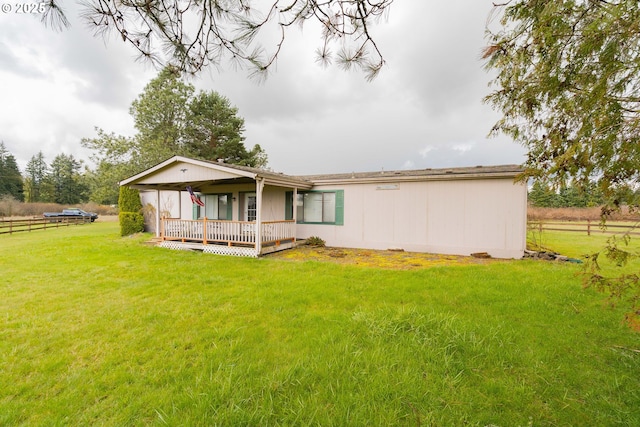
[419,146,436,158]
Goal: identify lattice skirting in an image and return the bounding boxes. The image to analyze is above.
[159,241,258,258]
[202,245,258,257]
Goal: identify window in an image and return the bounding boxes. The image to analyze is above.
[244,193,257,222]
[195,194,232,220]
[286,190,344,225]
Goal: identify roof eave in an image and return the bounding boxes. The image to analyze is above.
[308,171,522,185]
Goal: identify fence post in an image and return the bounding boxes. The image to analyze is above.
[587,219,591,236]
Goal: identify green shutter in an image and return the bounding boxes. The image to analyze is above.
[192,202,199,220]
[226,193,233,220]
[285,191,293,220]
[334,190,344,225]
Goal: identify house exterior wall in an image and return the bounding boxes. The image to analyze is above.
[295,178,527,259]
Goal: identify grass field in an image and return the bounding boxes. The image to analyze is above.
[1,222,639,426]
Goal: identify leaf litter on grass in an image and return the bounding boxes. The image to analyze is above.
[265,246,498,270]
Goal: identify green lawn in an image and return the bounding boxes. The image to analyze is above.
[1,222,639,426]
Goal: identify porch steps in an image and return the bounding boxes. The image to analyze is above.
[144,236,164,246]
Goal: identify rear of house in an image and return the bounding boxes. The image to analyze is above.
[293,167,527,259]
[123,157,527,259]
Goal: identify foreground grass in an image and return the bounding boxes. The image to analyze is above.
[1,223,639,426]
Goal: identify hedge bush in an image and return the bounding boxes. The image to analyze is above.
[119,211,145,236]
[119,186,143,212]
[118,187,144,236]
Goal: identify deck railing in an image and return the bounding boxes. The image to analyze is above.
[161,218,296,246]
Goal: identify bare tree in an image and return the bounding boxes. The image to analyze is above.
[43,0,393,80]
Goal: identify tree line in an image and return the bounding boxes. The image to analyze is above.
[528,181,605,209]
[0,145,88,205]
[0,68,266,207]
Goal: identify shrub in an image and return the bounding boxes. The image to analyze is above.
[119,212,145,236]
[119,186,143,212]
[306,236,326,247]
[118,187,144,236]
[0,195,18,217]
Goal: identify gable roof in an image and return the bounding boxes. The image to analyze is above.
[120,156,313,191]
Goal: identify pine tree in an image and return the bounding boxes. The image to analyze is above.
[0,142,24,201]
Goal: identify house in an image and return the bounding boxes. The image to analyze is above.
[120,156,527,258]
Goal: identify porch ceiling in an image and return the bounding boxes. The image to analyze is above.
[127,176,256,192]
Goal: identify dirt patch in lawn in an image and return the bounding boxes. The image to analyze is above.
[265,245,499,270]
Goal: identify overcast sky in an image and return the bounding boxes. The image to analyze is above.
[0,1,526,176]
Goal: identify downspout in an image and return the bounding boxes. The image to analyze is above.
[256,177,265,255]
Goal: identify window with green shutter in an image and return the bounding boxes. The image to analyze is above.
[288,190,344,225]
[197,194,233,220]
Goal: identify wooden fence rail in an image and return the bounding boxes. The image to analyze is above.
[529,220,640,236]
[0,216,91,235]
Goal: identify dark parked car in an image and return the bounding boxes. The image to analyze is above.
[43,208,99,222]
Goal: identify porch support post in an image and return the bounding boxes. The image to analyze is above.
[256,177,265,254]
[155,189,161,237]
[293,187,298,241]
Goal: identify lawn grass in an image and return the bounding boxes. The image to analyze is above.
[530,223,640,278]
[1,222,639,426]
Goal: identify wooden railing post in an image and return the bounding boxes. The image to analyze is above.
[203,217,208,245]
[587,219,591,236]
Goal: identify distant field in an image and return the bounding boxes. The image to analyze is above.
[528,205,640,221]
[1,222,639,426]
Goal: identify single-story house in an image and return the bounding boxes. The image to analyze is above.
[120,156,527,258]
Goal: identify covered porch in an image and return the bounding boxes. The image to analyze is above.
[159,218,297,257]
[120,156,312,257]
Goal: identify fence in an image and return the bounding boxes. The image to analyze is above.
[0,216,91,235]
[529,220,640,236]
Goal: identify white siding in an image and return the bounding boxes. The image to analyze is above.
[261,186,287,222]
[140,190,181,218]
[137,163,243,184]
[296,178,527,259]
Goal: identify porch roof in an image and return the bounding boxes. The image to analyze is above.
[120,156,313,191]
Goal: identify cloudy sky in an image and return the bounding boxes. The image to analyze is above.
[0,1,526,176]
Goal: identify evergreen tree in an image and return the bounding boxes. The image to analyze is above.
[24,151,48,202]
[0,142,24,201]
[129,66,193,165]
[528,181,556,208]
[118,186,144,236]
[484,1,640,205]
[83,68,267,203]
[48,154,88,205]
